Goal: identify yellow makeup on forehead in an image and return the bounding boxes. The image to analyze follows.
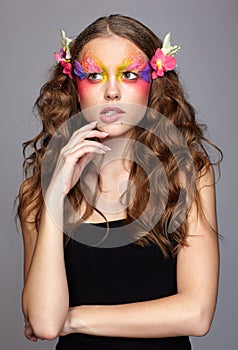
[117,58,147,73]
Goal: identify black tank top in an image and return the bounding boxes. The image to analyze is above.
[56,219,191,350]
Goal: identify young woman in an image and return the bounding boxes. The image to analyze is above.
[17,14,222,350]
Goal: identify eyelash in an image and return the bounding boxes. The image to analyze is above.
[121,71,138,80]
[87,72,104,81]
[87,71,138,81]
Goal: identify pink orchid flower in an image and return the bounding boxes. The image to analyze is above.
[150,48,176,78]
[54,52,73,79]
[61,61,73,79]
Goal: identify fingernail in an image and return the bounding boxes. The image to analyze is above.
[90,121,98,125]
[101,132,109,135]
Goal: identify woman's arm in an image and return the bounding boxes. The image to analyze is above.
[21,122,110,340]
[64,164,219,338]
[22,197,69,340]
[21,204,40,342]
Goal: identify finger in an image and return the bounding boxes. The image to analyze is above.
[24,319,39,342]
[64,140,111,156]
[68,129,109,149]
[24,328,38,342]
[63,147,106,194]
[69,121,98,142]
[70,121,98,136]
[27,335,38,342]
[83,129,109,140]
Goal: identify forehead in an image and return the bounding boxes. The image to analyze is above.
[79,36,147,65]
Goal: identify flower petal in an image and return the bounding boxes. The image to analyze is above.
[150,46,177,79]
[161,32,180,56]
[154,48,164,59]
[162,32,172,51]
[152,70,160,79]
[150,49,164,69]
[60,30,72,60]
[162,55,177,71]
[61,62,73,79]
[150,56,157,69]
[54,52,62,63]
[60,48,66,58]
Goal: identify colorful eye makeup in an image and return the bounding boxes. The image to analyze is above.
[74,57,103,80]
[118,59,151,83]
[74,55,151,83]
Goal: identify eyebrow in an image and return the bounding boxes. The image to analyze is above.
[82,57,103,73]
[77,56,151,82]
[117,58,148,73]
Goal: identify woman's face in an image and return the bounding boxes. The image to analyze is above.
[76,36,151,137]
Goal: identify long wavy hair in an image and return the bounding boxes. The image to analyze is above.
[16,14,222,256]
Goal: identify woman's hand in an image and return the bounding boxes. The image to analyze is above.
[24,319,38,342]
[47,121,110,198]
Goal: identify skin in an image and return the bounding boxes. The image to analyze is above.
[21,35,219,341]
[77,36,151,138]
[75,37,152,219]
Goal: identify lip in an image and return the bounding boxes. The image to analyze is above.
[99,106,125,123]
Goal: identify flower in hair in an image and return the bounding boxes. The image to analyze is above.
[150,32,180,78]
[54,30,73,79]
[60,30,73,60]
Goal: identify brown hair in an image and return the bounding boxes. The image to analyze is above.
[16,14,222,256]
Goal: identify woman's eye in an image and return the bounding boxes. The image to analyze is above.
[121,71,138,80]
[87,72,104,81]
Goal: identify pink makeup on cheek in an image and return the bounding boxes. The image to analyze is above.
[77,78,91,100]
[134,78,151,96]
[76,57,105,97]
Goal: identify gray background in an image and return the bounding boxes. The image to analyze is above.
[0,0,237,349]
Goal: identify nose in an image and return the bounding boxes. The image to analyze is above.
[104,77,121,101]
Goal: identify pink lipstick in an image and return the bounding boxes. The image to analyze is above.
[99,106,125,123]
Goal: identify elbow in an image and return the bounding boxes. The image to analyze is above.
[23,301,62,340]
[192,320,211,337]
[29,317,61,340]
[22,291,65,340]
[189,309,213,337]
[33,329,59,341]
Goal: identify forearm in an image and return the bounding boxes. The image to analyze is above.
[22,201,69,339]
[70,293,213,338]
